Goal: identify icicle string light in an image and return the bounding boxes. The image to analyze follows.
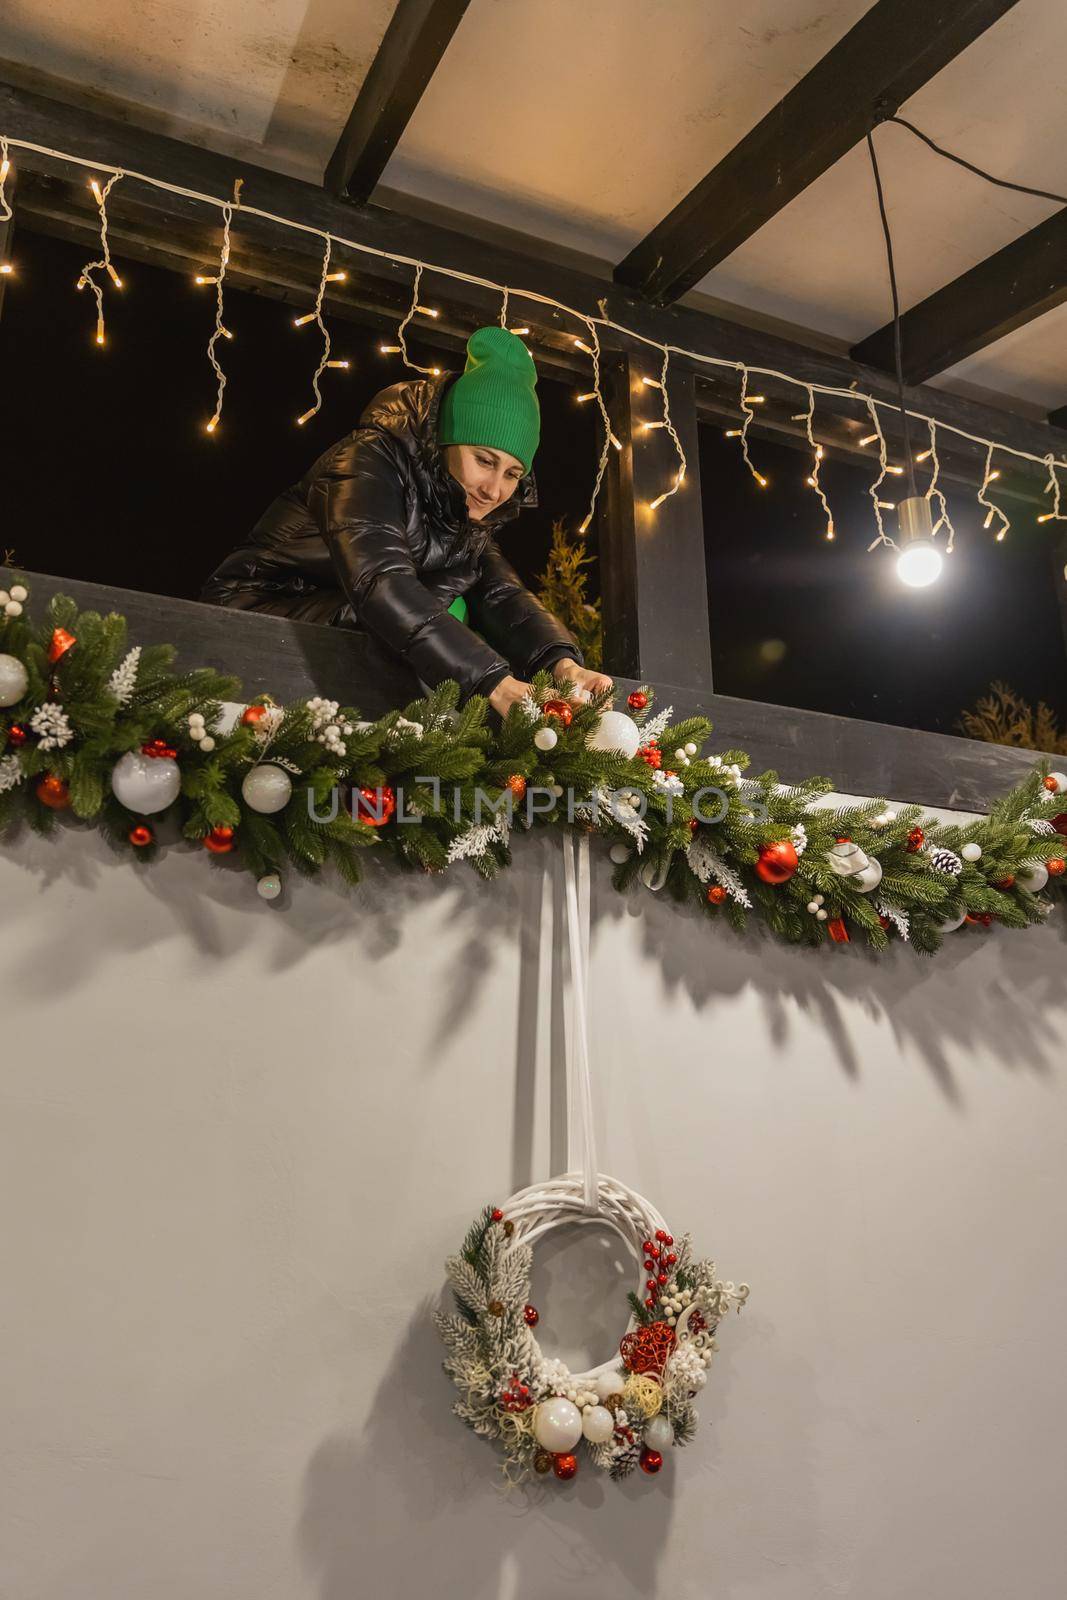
[1038,454,1067,524]
[864,400,896,551]
[380,262,441,377]
[203,202,234,434]
[802,386,834,540]
[977,443,1012,542]
[76,172,123,346]
[645,346,688,511]
[0,137,12,225]
[734,367,768,488]
[924,419,957,554]
[1,130,1065,541]
[574,319,612,534]
[293,234,350,427]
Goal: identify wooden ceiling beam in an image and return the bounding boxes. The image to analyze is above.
[324,0,472,201]
[613,0,1022,306]
[853,206,1067,382]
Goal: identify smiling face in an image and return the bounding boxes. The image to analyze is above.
[442,443,526,521]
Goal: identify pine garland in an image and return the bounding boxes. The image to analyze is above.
[1,576,1065,954]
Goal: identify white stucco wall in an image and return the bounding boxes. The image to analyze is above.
[2,812,1064,1599]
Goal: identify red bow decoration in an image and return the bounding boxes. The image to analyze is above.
[47,627,77,664]
[141,738,178,760]
[620,1320,676,1376]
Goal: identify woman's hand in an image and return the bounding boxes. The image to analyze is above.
[487,674,535,717]
[551,658,615,702]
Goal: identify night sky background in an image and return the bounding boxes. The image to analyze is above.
[1,229,1064,740]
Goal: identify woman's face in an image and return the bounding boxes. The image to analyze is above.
[442,444,526,521]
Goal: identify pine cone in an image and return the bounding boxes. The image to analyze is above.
[928,847,963,876]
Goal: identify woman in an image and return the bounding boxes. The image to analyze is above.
[200,325,614,716]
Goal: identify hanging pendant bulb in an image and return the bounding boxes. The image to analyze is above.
[896,496,942,588]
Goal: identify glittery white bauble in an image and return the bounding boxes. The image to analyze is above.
[581,1405,616,1444]
[0,653,28,707]
[533,726,558,751]
[110,750,181,815]
[961,842,983,862]
[241,763,293,814]
[595,1370,627,1402]
[257,874,282,901]
[643,1414,673,1451]
[586,710,640,760]
[1018,861,1049,893]
[609,842,631,865]
[532,1397,583,1453]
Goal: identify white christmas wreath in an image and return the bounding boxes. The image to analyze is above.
[435,1173,749,1486]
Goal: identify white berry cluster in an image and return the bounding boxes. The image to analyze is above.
[386,715,424,743]
[870,807,898,829]
[306,697,353,756]
[660,1285,695,1327]
[0,582,27,618]
[806,892,828,921]
[532,1357,598,1411]
[29,701,73,751]
[672,741,698,768]
[187,712,215,753]
[665,1342,710,1392]
[652,769,685,796]
[706,755,743,786]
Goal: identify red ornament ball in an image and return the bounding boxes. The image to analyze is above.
[906,827,925,853]
[755,839,798,884]
[203,825,236,854]
[689,816,700,833]
[128,824,154,848]
[627,691,649,712]
[553,1453,578,1481]
[523,1304,539,1327]
[1048,858,1066,877]
[541,699,573,727]
[353,785,396,826]
[706,884,727,905]
[35,773,71,809]
[505,773,527,801]
[640,1447,663,1475]
[1043,775,1060,793]
[491,1207,504,1222]
[241,704,268,727]
[6,723,28,747]
[995,876,1015,889]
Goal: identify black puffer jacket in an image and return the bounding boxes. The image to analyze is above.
[199,370,584,702]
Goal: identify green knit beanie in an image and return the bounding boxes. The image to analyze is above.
[437,326,540,473]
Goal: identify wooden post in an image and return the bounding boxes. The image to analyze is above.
[597,350,712,691]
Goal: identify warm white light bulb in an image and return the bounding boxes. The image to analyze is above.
[509,326,530,336]
[915,448,932,462]
[609,433,622,451]
[0,157,9,183]
[0,262,11,275]
[293,312,315,327]
[576,392,597,403]
[379,344,401,354]
[416,304,439,318]
[325,270,347,282]
[859,433,878,446]
[326,359,350,369]
[897,540,942,587]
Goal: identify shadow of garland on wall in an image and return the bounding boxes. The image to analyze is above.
[0,575,1065,955]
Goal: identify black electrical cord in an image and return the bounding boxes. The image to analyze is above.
[888,115,1067,209]
[865,129,917,501]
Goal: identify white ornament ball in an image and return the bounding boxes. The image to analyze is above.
[1018,861,1049,893]
[937,907,968,933]
[533,726,558,752]
[532,1396,583,1454]
[586,710,641,760]
[198,736,216,753]
[0,653,29,707]
[684,742,697,756]
[595,1370,627,1402]
[241,763,293,814]
[4,600,22,618]
[961,842,983,863]
[643,1414,673,1452]
[609,842,631,865]
[111,750,182,815]
[581,1405,616,1444]
[1046,772,1067,795]
[257,873,282,901]
[8,584,27,602]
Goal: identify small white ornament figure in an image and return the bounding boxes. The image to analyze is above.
[257,874,282,901]
[827,838,883,893]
